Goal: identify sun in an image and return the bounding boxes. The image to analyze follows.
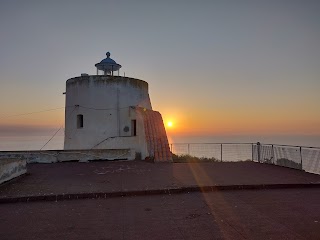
[167,121,173,128]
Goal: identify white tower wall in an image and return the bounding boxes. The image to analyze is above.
[64,75,152,158]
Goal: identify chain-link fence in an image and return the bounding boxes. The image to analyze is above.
[171,143,320,175]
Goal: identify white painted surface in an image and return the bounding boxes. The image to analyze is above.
[64,75,152,159]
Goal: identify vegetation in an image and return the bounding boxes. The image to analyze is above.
[172,154,218,163]
[263,158,273,164]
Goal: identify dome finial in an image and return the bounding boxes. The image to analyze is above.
[106,52,111,58]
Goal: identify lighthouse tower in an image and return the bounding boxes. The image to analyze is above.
[64,52,172,162]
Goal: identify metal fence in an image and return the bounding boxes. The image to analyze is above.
[170,143,253,162]
[170,143,320,175]
[253,143,320,175]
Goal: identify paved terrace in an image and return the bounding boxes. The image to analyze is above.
[1,161,320,240]
[0,161,319,201]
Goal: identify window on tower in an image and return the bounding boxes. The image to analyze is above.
[77,114,84,128]
[131,119,137,136]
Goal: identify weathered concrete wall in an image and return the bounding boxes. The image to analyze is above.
[65,106,149,158]
[91,107,149,159]
[64,75,152,151]
[0,159,27,184]
[0,149,135,164]
[63,75,171,162]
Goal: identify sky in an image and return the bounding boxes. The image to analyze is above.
[0,0,319,148]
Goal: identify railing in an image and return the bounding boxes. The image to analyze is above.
[170,143,320,175]
[170,143,252,162]
[253,143,320,175]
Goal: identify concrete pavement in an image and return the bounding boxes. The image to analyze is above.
[1,161,320,239]
[0,189,319,239]
[0,161,320,202]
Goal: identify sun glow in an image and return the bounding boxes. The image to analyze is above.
[167,121,173,128]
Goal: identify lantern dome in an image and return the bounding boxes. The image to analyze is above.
[95,52,122,75]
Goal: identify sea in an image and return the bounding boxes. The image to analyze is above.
[0,134,319,151]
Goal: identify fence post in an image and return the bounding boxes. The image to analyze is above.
[221,144,223,162]
[251,143,254,161]
[187,144,190,155]
[299,147,303,170]
[271,144,274,164]
[257,142,261,163]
